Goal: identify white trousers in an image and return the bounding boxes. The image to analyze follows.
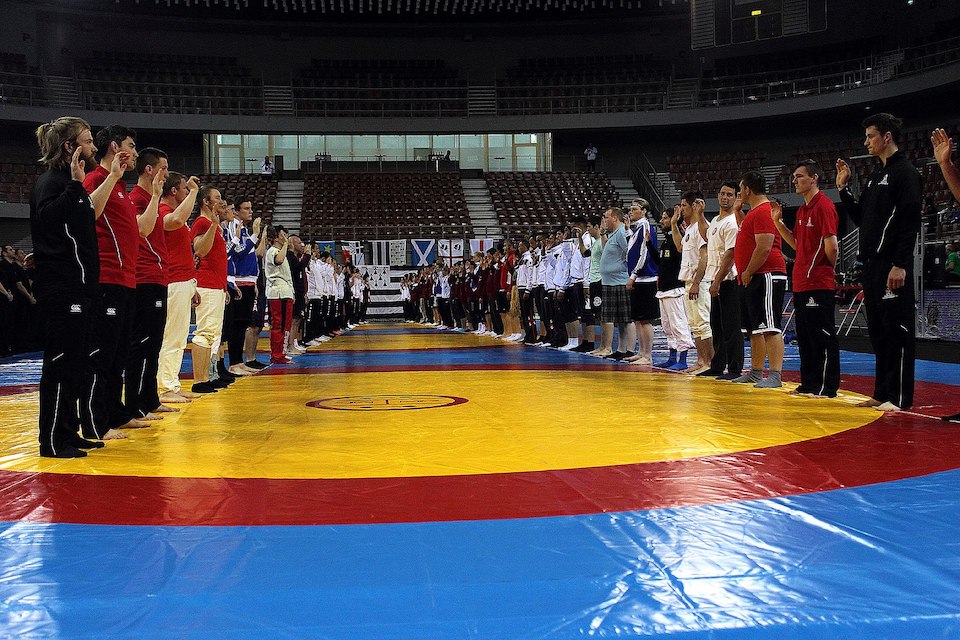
[157,279,196,395]
[684,282,713,340]
[658,291,695,352]
[192,287,226,350]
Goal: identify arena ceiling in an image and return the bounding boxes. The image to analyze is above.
[48,0,689,22]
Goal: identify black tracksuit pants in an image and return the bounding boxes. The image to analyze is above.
[125,283,166,417]
[709,280,744,375]
[80,283,134,438]
[863,258,915,409]
[794,289,841,396]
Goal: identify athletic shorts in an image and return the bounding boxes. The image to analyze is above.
[496,290,509,313]
[629,281,660,322]
[249,289,267,330]
[742,273,787,334]
[293,291,306,316]
[557,287,579,324]
[584,281,602,325]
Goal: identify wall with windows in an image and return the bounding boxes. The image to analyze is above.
[205,132,550,173]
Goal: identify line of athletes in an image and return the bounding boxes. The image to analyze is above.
[399,166,843,399]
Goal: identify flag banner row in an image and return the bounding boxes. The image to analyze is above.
[323,239,497,267]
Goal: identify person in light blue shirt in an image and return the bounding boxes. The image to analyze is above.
[591,207,631,357]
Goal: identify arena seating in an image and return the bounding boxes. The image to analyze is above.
[486,172,621,234]
[0,52,44,107]
[496,54,670,115]
[666,152,766,197]
[300,172,468,239]
[76,51,262,115]
[0,160,44,204]
[293,59,467,118]
[197,173,277,223]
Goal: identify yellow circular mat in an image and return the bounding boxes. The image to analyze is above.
[0,369,879,479]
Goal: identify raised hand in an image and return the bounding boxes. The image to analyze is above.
[110,151,132,178]
[671,204,681,226]
[187,176,200,192]
[835,158,851,188]
[732,194,744,215]
[151,166,167,196]
[70,147,86,182]
[770,199,783,225]
[252,217,262,237]
[692,198,706,219]
[932,128,953,167]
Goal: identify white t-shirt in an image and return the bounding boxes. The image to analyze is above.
[678,224,706,283]
[705,213,739,282]
[264,246,294,299]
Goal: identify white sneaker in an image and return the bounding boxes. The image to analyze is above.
[558,340,579,351]
[306,339,322,347]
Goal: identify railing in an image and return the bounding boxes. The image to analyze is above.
[630,152,666,213]
[1,35,958,118]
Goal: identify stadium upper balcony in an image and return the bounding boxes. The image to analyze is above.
[496,54,671,115]
[1,34,958,122]
[292,58,468,118]
[72,51,263,115]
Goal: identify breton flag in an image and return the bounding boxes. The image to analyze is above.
[470,238,497,255]
[360,265,392,290]
[437,238,465,266]
[411,239,437,267]
[388,239,407,266]
[341,241,364,265]
[370,240,390,265]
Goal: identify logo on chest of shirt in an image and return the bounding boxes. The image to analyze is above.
[806,218,815,228]
[878,174,889,186]
[69,304,82,314]
[106,307,117,316]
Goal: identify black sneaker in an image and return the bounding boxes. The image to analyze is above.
[191,381,219,394]
[606,351,627,361]
[209,378,231,389]
[68,434,105,449]
[572,342,595,353]
[696,369,724,377]
[245,360,268,370]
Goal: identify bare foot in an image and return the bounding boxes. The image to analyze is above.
[118,418,150,429]
[101,429,128,440]
[153,404,179,413]
[139,413,163,421]
[177,390,202,400]
[631,359,652,366]
[591,349,613,357]
[856,398,882,407]
[160,392,191,404]
[623,354,645,362]
[687,365,711,375]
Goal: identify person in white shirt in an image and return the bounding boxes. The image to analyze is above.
[264,227,294,364]
[584,144,598,172]
[260,155,274,176]
[700,181,744,379]
[672,191,714,374]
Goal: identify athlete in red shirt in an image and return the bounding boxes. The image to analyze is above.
[80,125,146,439]
[732,171,787,389]
[127,148,171,420]
[773,160,840,397]
[156,172,201,403]
[189,186,229,394]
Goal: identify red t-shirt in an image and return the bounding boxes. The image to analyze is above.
[191,215,227,291]
[792,191,838,292]
[83,165,139,288]
[164,204,194,284]
[734,201,786,280]
[499,251,517,289]
[129,185,168,286]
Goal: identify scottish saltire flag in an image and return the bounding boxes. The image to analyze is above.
[411,239,437,267]
[389,239,407,266]
[470,238,496,255]
[437,238,465,266]
[341,241,365,265]
[314,240,335,255]
[370,240,390,265]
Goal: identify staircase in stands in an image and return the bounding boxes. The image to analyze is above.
[461,177,503,240]
[273,180,304,235]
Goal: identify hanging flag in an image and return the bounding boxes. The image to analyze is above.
[470,238,496,255]
[411,239,437,267]
[360,265,392,290]
[341,241,365,266]
[437,238,465,266]
[389,239,407,266]
[313,240,335,256]
[370,240,390,265]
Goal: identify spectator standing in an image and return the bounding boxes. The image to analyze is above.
[584,144,598,172]
[264,227,295,364]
